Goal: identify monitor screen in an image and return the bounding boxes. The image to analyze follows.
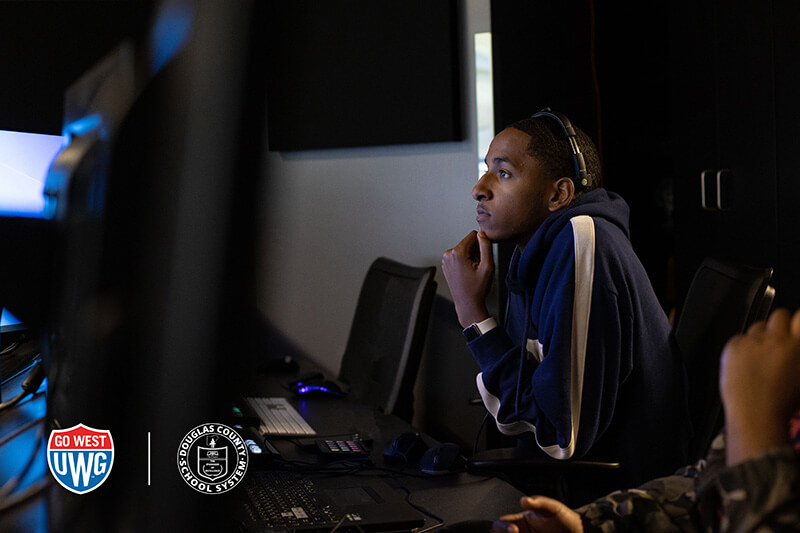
[0,307,26,351]
[0,129,66,218]
[0,129,64,332]
[0,307,20,327]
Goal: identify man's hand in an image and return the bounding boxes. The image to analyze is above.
[492,496,583,533]
[442,230,494,328]
[719,308,800,465]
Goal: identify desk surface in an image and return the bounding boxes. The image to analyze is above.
[0,352,524,531]
[234,358,526,530]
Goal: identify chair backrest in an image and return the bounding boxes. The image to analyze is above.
[674,256,774,461]
[337,257,437,423]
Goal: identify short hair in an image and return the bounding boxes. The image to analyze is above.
[510,115,601,195]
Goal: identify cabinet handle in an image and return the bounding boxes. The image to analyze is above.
[700,169,714,210]
[700,169,731,210]
[716,169,730,210]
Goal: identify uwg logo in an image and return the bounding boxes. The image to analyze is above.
[47,424,114,494]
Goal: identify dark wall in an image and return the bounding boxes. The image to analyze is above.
[491,0,676,312]
[0,1,151,135]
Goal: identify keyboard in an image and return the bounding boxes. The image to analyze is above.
[243,397,317,436]
[240,471,340,530]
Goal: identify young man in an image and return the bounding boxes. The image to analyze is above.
[442,111,689,492]
[492,308,800,533]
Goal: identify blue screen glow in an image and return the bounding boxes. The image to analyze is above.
[1,307,22,327]
[0,130,67,218]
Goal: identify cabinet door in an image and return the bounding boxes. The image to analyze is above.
[715,1,777,263]
[774,1,800,308]
[671,0,777,301]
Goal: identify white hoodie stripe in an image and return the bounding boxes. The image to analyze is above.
[563,215,595,458]
[476,215,596,460]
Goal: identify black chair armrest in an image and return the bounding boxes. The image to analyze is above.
[467,447,620,474]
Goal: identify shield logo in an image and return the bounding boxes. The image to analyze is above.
[47,423,114,495]
[197,437,228,481]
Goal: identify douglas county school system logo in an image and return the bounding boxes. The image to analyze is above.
[177,423,249,494]
[47,424,114,494]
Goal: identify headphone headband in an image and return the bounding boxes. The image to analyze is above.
[531,107,589,190]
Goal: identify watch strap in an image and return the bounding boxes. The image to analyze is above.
[462,316,497,341]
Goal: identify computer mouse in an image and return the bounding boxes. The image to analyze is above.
[287,371,324,388]
[293,379,345,397]
[420,442,465,475]
[383,432,427,462]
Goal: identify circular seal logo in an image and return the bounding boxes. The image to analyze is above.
[177,423,249,494]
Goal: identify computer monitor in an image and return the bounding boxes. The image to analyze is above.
[41,0,265,529]
[0,308,21,328]
[0,129,66,219]
[0,128,65,349]
[0,307,24,347]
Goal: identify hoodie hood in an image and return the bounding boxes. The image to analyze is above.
[507,188,631,293]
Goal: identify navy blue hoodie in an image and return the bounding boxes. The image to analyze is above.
[468,188,690,486]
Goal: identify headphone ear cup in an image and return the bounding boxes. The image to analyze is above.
[531,107,588,191]
[574,152,589,188]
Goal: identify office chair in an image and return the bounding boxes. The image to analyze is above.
[467,256,774,505]
[337,257,437,423]
[673,256,774,462]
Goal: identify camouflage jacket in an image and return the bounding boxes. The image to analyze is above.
[578,432,800,533]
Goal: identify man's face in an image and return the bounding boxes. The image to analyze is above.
[473,127,556,249]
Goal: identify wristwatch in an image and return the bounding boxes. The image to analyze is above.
[462,316,497,341]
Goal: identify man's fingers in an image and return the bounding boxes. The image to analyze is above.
[443,232,478,265]
[766,308,791,332]
[520,495,565,515]
[476,231,494,269]
[456,230,479,251]
[493,514,524,533]
[745,320,767,336]
[791,309,800,337]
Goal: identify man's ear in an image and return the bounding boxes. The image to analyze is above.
[548,177,575,212]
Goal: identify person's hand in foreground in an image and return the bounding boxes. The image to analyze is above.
[492,495,583,533]
[719,307,800,466]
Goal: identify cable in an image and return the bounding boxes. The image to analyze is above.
[328,515,349,532]
[393,478,445,532]
[0,341,21,356]
[414,521,446,533]
[0,424,45,501]
[0,415,46,449]
[0,363,48,509]
[472,411,492,456]
[0,361,46,413]
[0,478,52,515]
[1,358,40,387]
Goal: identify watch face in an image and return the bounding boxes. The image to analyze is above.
[463,324,480,341]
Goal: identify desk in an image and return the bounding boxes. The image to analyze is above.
[234,359,527,530]
[0,353,525,531]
